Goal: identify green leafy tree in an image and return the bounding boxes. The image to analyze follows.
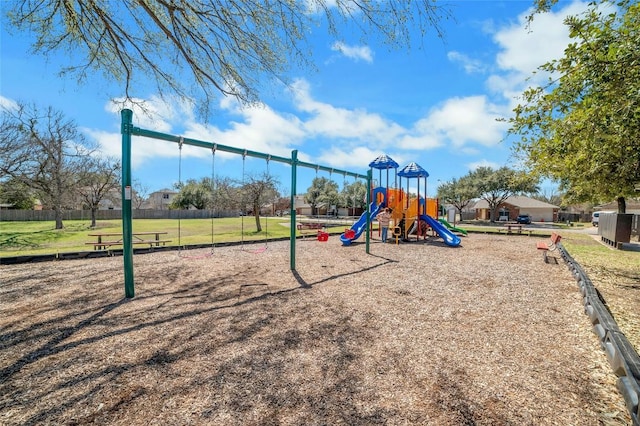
[437,177,476,225]
[340,180,368,214]
[508,0,640,212]
[171,178,212,210]
[305,177,339,216]
[0,178,35,209]
[6,0,448,114]
[0,103,94,229]
[467,167,539,222]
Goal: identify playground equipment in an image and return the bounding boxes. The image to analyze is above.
[339,187,385,246]
[438,218,468,236]
[340,154,461,247]
[120,109,371,298]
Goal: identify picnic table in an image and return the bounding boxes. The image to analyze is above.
[296,222,325,238]
[86,231,170,250]
[498,224,533,235]
[505,224,523,234]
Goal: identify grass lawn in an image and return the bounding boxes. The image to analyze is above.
[0,218,352,257]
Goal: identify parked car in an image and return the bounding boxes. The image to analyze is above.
[591,210,615,227]
[516,214,531,224]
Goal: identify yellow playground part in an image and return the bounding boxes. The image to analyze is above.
[374,188,438,240]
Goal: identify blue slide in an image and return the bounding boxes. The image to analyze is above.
[340,202,383,246]
[420,214,461,247]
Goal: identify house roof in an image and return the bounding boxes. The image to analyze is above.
[151,189,178,195]
[596,199,640,211]
[473,195,559,209]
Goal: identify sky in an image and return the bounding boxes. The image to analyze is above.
[0,0,592,198]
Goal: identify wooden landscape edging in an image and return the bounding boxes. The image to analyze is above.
[559,246,640,426]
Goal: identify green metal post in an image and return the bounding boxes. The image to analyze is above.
[290,150,298,270]
[121,109,135,298]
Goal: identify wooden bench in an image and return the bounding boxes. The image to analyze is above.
[296,222,325,238]
[536,232,562,263]
[87,232,171,251]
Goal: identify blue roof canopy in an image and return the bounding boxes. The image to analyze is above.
[368,154,399,170]
[398,162,429,178]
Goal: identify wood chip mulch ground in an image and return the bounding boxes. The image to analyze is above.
[0,233,632,425]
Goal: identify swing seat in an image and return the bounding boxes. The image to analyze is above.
[317,231,329,242]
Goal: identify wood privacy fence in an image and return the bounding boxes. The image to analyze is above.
[0,209,239,221]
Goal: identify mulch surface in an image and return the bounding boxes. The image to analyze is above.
[0,234,631,425]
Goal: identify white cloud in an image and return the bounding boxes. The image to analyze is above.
[107,96,184,134]
[0,96,18,111]
[452,2,598,140]
[85,127,179,169]
[290,79,404,146]
[466,159,502,171]
[87,78,514,174]
[490,1,591,95]
[447,51,486,74]
[316,145,385,170]
[194,103,307,161]
[331,41,374,63]
[97,94,309,167]
[396,134,443,151]
[406,96,510,150]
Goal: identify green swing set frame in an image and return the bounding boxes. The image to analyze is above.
[120,109,372,298]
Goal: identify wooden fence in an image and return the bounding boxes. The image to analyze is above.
[0,209,238,221]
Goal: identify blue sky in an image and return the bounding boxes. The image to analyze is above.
[1,1,591,198]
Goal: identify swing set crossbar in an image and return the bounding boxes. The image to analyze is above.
[130,127,364,179]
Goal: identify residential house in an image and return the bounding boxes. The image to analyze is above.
[143,189,178,210]
[474,196,559,222]
[97,188,122,210]
[294,195,328,216]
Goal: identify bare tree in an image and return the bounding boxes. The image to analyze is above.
[77,157,121,227]
[0,103,94,229]
[131,179,150,210]
[6,1,449,114]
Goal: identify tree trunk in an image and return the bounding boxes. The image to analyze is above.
[54,207,64,229]
[617,196,626,214]
[254,213,262,232]
[252,201,262,232]
[90,206,98,228]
